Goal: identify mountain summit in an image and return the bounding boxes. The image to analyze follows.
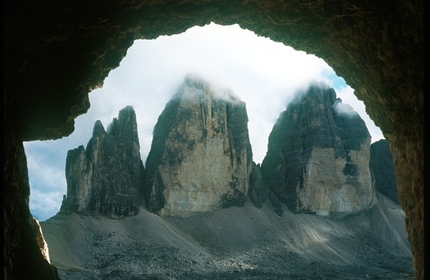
[144,75,253,216]
[60,106,144,218]
[42,79,412,279]
[261,83,376,215]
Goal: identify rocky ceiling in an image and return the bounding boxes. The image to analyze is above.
[4,1,423,279]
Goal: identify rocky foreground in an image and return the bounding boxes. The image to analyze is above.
[41,193,414,280]
[44,77,413,279]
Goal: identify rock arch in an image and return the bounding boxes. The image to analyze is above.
[4,1,423,279]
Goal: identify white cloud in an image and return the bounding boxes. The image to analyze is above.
[29,188,63,221]
[24,22,384,221]
[335,86,384,143]
[333,100,359,117]
[25,149,66,191]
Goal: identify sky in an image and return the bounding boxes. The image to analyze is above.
[23,23,384,221]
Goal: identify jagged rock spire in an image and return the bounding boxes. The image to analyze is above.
[61,106,144,218]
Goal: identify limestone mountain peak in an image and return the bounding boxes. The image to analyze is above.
[144,75,253,216]
[261,83,375,215]
[61,105,144,218]
[177,74,242,104]
[92,120,106,137]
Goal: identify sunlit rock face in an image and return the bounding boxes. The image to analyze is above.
[31,218,51,264]
[261,83,376,215]
[144,75,253,216]
[61,106,144,218]
[4,1,423,279]
[370,139,398,203]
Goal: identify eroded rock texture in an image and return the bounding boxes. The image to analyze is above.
[144,75,253,216]
[61,106,144,218]
[261,84,375,215]
[370,139,398,204]
[4,1,423,279]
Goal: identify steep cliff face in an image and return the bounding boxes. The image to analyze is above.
[370,139,398,203]
[144,75,253,216]
[61,106,144,218]
[5,1,423,278]
[261,83,376,215]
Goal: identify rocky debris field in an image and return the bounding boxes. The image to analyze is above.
[41,194,414,280]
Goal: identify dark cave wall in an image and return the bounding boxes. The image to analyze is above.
[4,1,423,279]
[3,128,60,279]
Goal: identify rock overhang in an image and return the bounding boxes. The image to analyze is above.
[4,1,423,279]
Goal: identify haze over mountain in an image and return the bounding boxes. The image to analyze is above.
[261,83,376,215]
[144,75,252,216]
[24,23,385,222]
[40,76,412,279]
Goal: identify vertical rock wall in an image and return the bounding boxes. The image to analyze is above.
[261,83,375,215]
[61,106,144,218]
[144,75,253,216]
[4,1,423,278]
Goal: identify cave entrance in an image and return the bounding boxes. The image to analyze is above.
[24,22,383,222]
[6,1,421,278]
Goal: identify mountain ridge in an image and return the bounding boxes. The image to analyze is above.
[42,76,411,279]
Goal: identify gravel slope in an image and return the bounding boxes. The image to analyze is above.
[41,193,415,279]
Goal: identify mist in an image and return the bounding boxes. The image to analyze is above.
[333,99,359,117]
[24,22,384,221]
